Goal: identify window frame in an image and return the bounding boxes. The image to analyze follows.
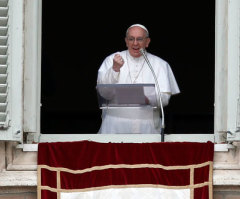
[30,0,216,144]
[25,0,240,144]
[215,0,240,143]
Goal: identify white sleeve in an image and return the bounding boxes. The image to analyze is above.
[146,92,171,107]
[160,92,171,107]
[97,67,120,84]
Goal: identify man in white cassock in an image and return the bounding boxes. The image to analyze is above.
[97,24,180,134]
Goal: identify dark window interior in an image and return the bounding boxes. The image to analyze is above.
[41,1,215,134]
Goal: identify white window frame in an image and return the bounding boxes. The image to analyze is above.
[31,1,215,144]
[24,0,240,145]
[23,0,41,137]
[215,0,240,143]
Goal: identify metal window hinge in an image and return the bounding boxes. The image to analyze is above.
[227,130,240,142]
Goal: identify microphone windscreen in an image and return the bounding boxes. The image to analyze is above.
[139,48,145,55]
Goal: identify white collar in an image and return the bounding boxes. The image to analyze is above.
[126,50,145,63]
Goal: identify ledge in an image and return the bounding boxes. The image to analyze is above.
[17,143,230,152]
[213,170,240,185]
[0,171,37,186]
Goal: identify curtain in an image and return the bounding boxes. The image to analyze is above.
[37,140,214,199]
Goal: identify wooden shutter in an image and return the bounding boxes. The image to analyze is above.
[0,0,9,128]
[0,0,24,141]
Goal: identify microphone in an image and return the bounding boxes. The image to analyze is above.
[140,48,165,142]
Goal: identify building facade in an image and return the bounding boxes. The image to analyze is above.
[1,0,240,198]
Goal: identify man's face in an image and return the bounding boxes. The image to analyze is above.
[125,26,150,58]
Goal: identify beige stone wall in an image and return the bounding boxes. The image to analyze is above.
[214,186,240,199]
[0,187,36,199]
[0,142,5,172]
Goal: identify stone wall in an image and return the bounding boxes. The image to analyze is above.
[0,187,36,199]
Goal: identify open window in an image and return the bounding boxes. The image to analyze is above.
[3,0,240,145]
[39,1,215,143]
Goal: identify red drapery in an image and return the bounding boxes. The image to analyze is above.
[37,140,214,199]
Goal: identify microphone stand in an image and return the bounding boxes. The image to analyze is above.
[140,49,165,142]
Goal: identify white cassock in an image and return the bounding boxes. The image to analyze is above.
[97,50,180,134]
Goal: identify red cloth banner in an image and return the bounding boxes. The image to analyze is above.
[37,140,214,199]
